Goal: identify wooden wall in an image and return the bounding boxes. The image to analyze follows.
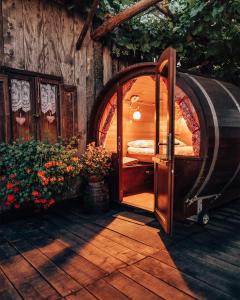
[0,0,128,151]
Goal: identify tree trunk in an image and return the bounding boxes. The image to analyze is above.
[92,0,162,40]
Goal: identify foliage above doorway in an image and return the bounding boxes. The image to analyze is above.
[94,0,240,85]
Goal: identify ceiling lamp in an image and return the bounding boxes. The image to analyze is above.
[133,110,141,120]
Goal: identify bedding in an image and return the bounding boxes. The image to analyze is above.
[123,156,139,166]
[127,139,186,148]
[127,139,194,162]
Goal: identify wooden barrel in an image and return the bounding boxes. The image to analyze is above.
[83,181,110,213]
[178,73,240,217]
[90,63,240,218]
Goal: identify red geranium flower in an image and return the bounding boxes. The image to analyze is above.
[40,198,47,204]
[7,194,16,203]
[6,183,14,190]
[32,191,41,197]
[13,187,20,192]
[10,174,17,179]
[14,204,20,209]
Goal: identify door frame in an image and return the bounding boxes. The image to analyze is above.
[154,47,176,235]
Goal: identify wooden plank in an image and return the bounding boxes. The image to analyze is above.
[93,41,103,98]
[105,271,161,300]
[57,5,75,84]
[74,13,87,151]
[0,243,60,299]
[75,0,99,50]
[152,249,240,297]
[2,223,107,286]
[39,218,127,273]
[43,1,60,75]
[12,239,81,297]
[2,0,25,69]
[48,216,145,264]
[135,257,233,300]
[48,214,145,264]
[84,222,158,256]
[0,0,4,64]
[67,288,98,300]
[120,265,194,300]
[94,216,171,249]
[86,33,95,123]
[43,2,75,81]
[22,0,44,72]
[31,236,107,287]
[189,234,240,266]
[103,46,112,85]
[86,278,129,300]
[0,268,22,300]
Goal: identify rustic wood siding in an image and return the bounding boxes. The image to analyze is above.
[0,0,128,151]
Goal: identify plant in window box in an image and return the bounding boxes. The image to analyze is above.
[0,140,82,215]
[80,142,111,213]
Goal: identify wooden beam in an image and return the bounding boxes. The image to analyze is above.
[76,0,99,50]
[91,0,162,41]
[155,3,174,18]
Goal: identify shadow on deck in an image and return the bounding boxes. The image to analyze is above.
[0,199,239,299]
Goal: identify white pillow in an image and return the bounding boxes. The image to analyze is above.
[127,140,154,148]
[127,139,185,148]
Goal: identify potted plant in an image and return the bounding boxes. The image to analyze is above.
[80,142,111,213]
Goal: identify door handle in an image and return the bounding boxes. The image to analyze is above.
[158,142,167,146]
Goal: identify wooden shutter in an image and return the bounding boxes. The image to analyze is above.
[60,85,78,140]
[0,75,10,143]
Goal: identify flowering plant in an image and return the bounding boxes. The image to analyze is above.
[0,140,82,210]
[80,142,111,180]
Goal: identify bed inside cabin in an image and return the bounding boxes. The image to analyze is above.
[98,75,200,211]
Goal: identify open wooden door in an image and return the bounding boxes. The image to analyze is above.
[153,48,176,234]
[117,84,123,202]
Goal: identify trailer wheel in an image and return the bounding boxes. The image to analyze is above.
[198,211,210,226]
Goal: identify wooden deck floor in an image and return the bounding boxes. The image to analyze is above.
[0,199,239,300]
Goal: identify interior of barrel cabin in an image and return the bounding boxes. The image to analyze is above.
[99,75,200,212]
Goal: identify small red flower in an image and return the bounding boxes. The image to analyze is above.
[32,191,41,197]
[14,204,20,209]
[48,199,55,207]
[40,198,47,204]
[0,176,5,181]
[13,187,20,192]
[10,174,17,179]
[7,194,16,203]
[34,199,40,204]
[6,183,14,190]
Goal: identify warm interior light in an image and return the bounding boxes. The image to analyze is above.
[133,111,141,120]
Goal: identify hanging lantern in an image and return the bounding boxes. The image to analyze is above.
[133,110,141,120]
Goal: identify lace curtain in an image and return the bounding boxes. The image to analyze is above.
[40,84,57,115]
[11,79,31,112]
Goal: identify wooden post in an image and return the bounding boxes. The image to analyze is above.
[92,0,162,40]
[76,0,99,50]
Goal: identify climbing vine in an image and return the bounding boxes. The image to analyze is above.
[90,0,240,84]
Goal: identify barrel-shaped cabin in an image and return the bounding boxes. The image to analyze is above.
[91,48,240,234]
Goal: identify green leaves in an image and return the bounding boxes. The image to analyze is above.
[95,0,240,85]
